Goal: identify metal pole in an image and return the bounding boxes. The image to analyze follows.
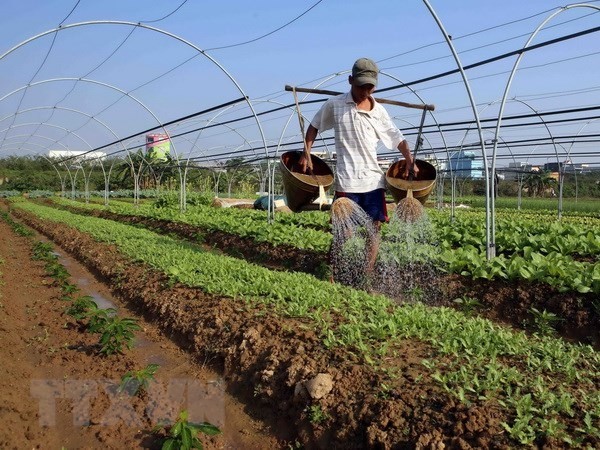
[422,0,493,258]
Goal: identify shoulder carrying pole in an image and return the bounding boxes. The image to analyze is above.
[284,85,435,111]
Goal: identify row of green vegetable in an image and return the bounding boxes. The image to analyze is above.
[11,199,600,446]
[49,197,600,295]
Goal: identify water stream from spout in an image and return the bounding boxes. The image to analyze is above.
[330,198,441,303]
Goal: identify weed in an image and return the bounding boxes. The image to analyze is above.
[118,364,159,396]
[26,328,50,346]
[307,404,330,425]
[286,440,303,449]
[404,286,425,302]
[155,410,220,450]
[313,261,331,281]
[377,382,393,400]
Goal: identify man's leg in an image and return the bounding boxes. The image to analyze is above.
[360,189,387,278]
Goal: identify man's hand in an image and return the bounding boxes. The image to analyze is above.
[298,152,313,174]
[403,160,420,179]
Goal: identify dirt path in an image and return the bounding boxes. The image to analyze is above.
[0,218,285,449]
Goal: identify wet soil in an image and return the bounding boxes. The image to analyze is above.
[0,215,285,449]
[7,205,533,449]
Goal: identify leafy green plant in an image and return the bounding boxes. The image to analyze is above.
[60,282,80,299]
[529,307,562,336]
[31,241,54,260]
[65,295,98,320]
[46,260,70,284]
[87,307,117,333]
[118,364,159,396]
[156,410,221,450]
[98,316,140,356]
[453,296,483,316]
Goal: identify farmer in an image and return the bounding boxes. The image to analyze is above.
[299,57,418,277]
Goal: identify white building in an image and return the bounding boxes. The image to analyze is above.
[48,150,107,162]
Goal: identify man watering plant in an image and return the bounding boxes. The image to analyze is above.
[299,57,419,278]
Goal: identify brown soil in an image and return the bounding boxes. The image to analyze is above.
[0,215,285,449]
[438,274,600,348]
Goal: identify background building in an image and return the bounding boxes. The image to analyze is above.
[449,150,484,179]
[48,150,106,162]
[146,133,171,161]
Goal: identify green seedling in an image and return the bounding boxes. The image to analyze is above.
[32,242,55,261]
[60,282,80,300]
[87,307,117,333]
[46,260,70,284]
[13,222,33,236]
[65,295,98,320]
[118,363,159,396]
[453,296,483,316]
[529,307,561,336]
[156,410,221,450]
[98,316,140,356]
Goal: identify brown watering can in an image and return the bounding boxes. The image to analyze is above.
[386,159,437,205]
[280,151,334,212]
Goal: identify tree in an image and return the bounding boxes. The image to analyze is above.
[523,170,555,197]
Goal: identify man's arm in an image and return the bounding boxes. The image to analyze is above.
[299,124,318,173]
[398,139,419,178]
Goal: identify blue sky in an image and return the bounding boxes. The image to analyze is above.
[0,0,599,167]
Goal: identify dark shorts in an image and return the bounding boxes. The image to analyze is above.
[334,188,388,223]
